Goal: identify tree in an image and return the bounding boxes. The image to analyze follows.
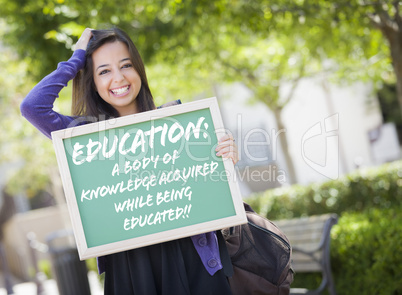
[0,0,228,80]
[332,0,402,117]
[0,0,217,197]
[143,1,396,183]
[0,28,54,198]
[0,0,398,194]
[268,1,400,115]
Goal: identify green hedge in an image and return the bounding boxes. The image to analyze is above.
[289,208,402,295]
[247,160,402,295]
[247,160,402,220]
[330,208,402,295]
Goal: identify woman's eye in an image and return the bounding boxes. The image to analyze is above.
[122,63,133,69]
[99,69,109,75]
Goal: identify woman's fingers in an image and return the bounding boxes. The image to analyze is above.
[215,141,235,154]
[216,134,236,153]
[74,28,93,51]
[216,134,239,165]
[218,134,234,144]
[216,145,235,156]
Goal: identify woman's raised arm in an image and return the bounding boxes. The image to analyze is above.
[20,29,93,138]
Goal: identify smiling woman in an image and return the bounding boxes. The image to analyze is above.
[20,27,238,295]
[92,42,142,116]
[71,28,155,121]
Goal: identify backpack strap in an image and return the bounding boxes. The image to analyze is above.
[217,230,234,278]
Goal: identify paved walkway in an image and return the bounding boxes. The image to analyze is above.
[0,271,103,295]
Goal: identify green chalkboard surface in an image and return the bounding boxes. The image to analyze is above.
[52,97,246,259]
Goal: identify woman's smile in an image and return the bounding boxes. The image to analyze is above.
[110,85,131,96]
[92,41,142,116]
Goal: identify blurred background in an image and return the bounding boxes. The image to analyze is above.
[0,1,401,294]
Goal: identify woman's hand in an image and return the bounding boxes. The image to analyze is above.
[74,28,93,51]
[215,134,239,165]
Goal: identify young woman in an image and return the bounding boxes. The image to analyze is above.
[21,27,238,295]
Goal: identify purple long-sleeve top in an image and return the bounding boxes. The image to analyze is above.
[20,49,223,276]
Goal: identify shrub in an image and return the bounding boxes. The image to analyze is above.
[247,160,402,220]
[246,160,402,294]
[289,208,402,295]
[330,208,402,295]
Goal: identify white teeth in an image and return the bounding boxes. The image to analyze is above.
[111,86,129,95]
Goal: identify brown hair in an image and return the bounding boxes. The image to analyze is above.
[72,28,155,120]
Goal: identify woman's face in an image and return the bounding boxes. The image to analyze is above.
[92,41,142,116]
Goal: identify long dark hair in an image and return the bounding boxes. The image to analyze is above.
[72,28,155,120]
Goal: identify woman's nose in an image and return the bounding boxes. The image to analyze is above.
[113,70,125,82]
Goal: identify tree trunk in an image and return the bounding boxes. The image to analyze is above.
[272,108,298,184]
[381,21,402,118]
[391,54,402,118]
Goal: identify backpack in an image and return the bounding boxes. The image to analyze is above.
[222,203,294,295]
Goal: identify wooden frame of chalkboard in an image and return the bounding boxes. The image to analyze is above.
[52,97,247,260]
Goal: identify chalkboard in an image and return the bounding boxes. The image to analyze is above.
[52,97,246,260]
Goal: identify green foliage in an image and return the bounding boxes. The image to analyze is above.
[0,23,50,196]
[0,0,398,195]
[0,0,392,95]
[377,83,402,141]
[288,272,325,294]
[247,160,402,220]
[290,208,402,295]
[36,257,105,285]
[378,83,402,124]
[330,208,402,295]
[86,257,105,285]
[0,21,75,197]
[38,259,52,279]
[249,160,402,294]
[85,257,97,272]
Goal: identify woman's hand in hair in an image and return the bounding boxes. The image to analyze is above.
[74,28,93,51]
[216,134,239,165]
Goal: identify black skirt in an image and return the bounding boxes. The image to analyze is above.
[103,233,233,295]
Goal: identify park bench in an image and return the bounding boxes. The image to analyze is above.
[273,214,338,295]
